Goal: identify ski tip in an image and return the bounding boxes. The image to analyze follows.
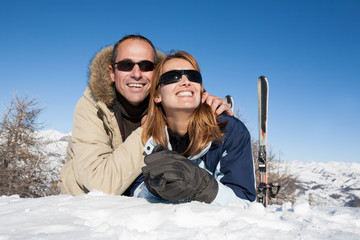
[225,95,234,112]
[259,75,267,80]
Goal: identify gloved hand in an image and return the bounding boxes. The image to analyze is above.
[142,145,218,203]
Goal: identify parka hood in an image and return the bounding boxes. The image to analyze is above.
[88,46,115,106]
[88,46,165,107]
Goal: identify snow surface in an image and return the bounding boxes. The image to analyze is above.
[1,192,360,239]
[1,130,360,239]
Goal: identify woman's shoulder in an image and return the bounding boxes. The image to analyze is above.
[218,114,251,142]
[218,114,247,130]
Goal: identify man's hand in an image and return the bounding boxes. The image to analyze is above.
[202,92,233,117]
[142,145,218,203]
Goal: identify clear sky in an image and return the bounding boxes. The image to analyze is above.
[1,0,359,163]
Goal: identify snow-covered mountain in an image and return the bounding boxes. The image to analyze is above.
[287,161,360,207]
[36,129,71,179]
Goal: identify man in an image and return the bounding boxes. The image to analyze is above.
[59,35,232,195]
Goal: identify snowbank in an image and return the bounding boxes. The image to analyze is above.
[1,192,359,239]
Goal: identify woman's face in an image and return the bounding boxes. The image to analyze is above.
[155,58,201,115]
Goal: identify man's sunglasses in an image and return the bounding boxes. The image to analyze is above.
[159,70,202,86]
[112,60,156,72]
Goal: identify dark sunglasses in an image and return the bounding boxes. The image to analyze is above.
[113,60,156,72]
[159,70,202,86]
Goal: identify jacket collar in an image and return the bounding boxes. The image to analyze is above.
[144,127,212,160]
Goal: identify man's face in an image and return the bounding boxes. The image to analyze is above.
[110,39,155,106]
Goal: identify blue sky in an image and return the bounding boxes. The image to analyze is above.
[1,0,359,163]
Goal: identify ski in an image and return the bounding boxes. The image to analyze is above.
[257,76,270,207]
[256,76,281,207]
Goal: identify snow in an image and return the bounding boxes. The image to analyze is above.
[36,129,67,142]
[285,161,360,207]
[1,192,359,239]
[1,130,360,239]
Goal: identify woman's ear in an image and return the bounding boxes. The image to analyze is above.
[154,94,162,103]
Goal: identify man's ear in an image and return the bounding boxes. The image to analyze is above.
[109,65,115,82]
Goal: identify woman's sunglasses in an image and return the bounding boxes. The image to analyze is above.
[159,70,202,86]
[113,60,156,72]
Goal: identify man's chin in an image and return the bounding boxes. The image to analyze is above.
[127,95,148,106]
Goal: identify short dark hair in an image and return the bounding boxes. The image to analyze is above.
[111,34,157,64]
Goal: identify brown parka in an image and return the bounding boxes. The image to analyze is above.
[59,46,147,195]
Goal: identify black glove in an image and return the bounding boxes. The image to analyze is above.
[142,145,218,203]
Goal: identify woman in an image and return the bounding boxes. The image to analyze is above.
[132,51,256,206]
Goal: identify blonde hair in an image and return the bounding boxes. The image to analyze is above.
[142,51,224,156]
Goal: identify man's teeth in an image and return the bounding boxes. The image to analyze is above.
[177,91,193,96]
[128,84,143,88]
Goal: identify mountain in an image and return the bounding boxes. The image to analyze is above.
[288,161,360,207]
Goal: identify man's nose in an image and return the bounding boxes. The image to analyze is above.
[130,64,142,80]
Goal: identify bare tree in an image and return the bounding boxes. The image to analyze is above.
[0,94,59,197]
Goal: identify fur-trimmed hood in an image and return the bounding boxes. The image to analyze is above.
[88,46,115,106]
[88,46,165,106]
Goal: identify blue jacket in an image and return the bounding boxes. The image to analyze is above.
[130,115,256,206]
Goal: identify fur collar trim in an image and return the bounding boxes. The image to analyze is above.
[88,46,115,106]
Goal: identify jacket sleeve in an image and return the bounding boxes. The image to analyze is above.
[212,116,257,203]
[70,96,145,195]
